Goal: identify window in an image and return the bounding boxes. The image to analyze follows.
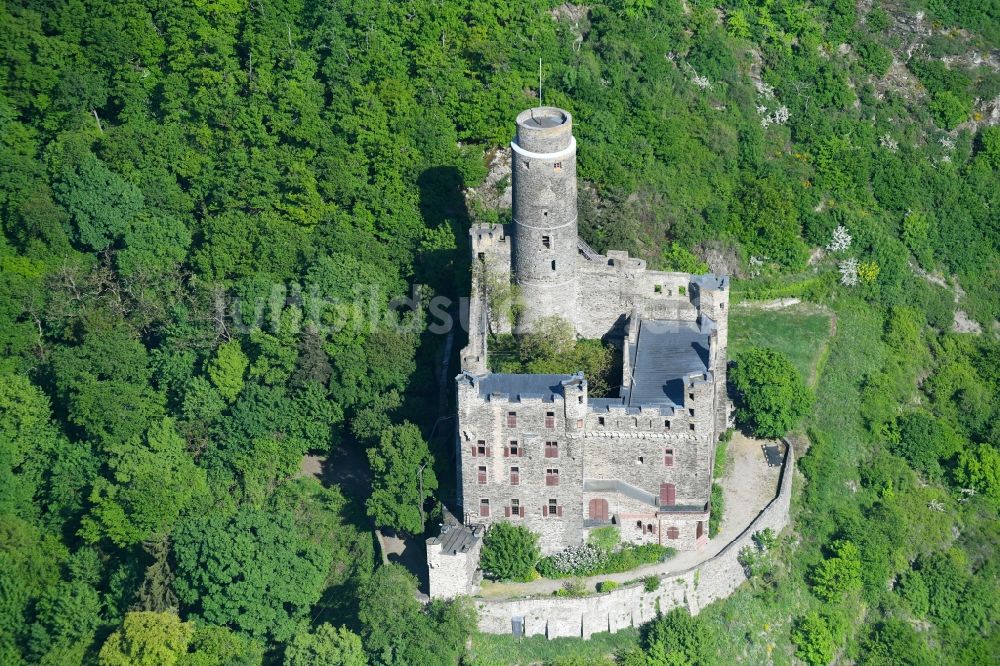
[508,498,523,518]
[507,411,517,428]
[635,520,643,530]
[480,499,490,517]
[654,284,662,294]
[542,235,551,249]
[667,526,680,540]
[664,448,674,467]
[473,440,487,457]
[598,416,606,426]
[578,395,583,404]
[553,161,562,170]
[477,252,485,261]
[637,456,644,464]
[720,302,725,310]
[545,411,555,428]
[544,498,562,517]
[545,468,559,486]
[697,521,704,538]
[689,423,695,431]
[664,419,671,429]
[509,466,520,485]
[522,160,529,169]
[551,260,556,271]
[660,483,676,506]
[689,408,695,417]
[576,418,583,428]
[477,466,487,484]
[544,441,559,458]
[689,392,695,400]
[646,524,656,534]
[506,440,521,457]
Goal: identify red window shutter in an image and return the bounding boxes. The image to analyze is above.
[471,444,477,457]
[510,471,519,485]
[505,506,511,517]
[519,506,525,517]
[664,449,674,467]
[542,504,548,517]
[660,483,676,506]
[556,506,563,517]
[503,446,509,457]
[518,447,526,457]
[480,503,490,517]
[485,446,492,457]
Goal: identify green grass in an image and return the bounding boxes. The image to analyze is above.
[468,628,638,665]
[730,303,834,383]
[697,299,886,664]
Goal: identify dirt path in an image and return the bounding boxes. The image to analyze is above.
[478,433,781,600]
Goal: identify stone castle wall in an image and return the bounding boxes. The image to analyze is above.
[474,443,794,638]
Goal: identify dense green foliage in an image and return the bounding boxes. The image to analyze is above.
[479,522,541,582]
[536,543,673,579]
[366,422,438,536]
[1,0,997,663]
[731,347,813,438]
[489,316,617,396]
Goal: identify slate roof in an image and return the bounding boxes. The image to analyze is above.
[477,373,574,402]
[626,320,710,408]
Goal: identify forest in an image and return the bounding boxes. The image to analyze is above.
[0,0,997,664]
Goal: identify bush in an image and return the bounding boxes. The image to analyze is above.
[643,576,660,592]
[709,483,724,537]
[587,526,620,553]
[730,347,813,438]
[810,540,863,601]
[479,522,540,582]
[930,91,971,129]
[597,581,618,593]
[537,543,673,579]
[553,579,588,597]
[752,528,777,551]
[791,612,836,666]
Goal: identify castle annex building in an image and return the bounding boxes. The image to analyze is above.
[431,107,729,591]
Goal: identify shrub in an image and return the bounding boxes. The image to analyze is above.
[752,528,777,552]
[553,579,588,597]
[479,522,539,582]
[709,483,724,537]
[587,526,620,553]
[730,347,812,438]
[791,611,835,666]
[930,91,971,129]
[536,543,672,579]
[643,576,660,592]
[597,581,619,593]
[810,540,863,601]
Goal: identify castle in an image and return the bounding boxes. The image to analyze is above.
[429,106,729,597]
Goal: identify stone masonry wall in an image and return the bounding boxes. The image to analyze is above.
[457,377,588,554]
[475,443,794,638]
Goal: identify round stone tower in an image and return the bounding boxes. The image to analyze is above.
[510,106,578,332]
